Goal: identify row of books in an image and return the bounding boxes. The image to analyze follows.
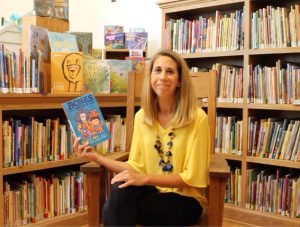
[248,60,300,104]
[246,168,300,219]
[212,63,244,103]
[225,167,242,206]
[215,116,243,156]
[3,169,87,226]
[247,118,300,162]
[2,115,126,168]
[251,5,300,49]
[165,8,245,54]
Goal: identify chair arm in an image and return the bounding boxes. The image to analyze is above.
[209,154,230,178]
[80,151,130,172]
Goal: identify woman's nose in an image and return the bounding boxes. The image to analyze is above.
[159,71,167,80]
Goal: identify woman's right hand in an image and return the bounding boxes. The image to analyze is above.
[73,135,99,163]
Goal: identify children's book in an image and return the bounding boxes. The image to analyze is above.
[62,93,111,146]
[129,27,145,32]
[125,32,148,49]
[92,49,102,59]
[51,51,83,93]
[109,60,133,93]
[53,0,69,20]
[125,57,145,73]
[83,59,110,93]
[104,25,124,35]
[66,32,93,57]
[129,49,143,57]
[33,0,54,17]
[48,31,78,52]
[29,24,49,61]
[105,33,125,49]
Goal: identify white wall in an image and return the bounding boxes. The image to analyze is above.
[0,0,162,57]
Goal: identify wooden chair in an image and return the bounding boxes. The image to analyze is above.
[81,70,230,226]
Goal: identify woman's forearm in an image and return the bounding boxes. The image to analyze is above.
[144,173,189,188]
[95,154,138,174]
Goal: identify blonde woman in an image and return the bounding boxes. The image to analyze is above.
[74,49,210,226]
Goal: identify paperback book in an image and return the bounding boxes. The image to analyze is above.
[29,24,49,61]
[62,93,111,146]
[125,32,148,49]
[48,31,78,52]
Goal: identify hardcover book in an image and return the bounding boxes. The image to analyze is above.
[109,60,133,93]
[104,25,124,35]
[48,31,78,52]
[105,33,125,49]
[66,32,93,57]
[29,24,49,61]
[62,93,111,146]
[51,51,83,93]
[83,59,110,93]
[53,0,69,20]
[125,57,145,73]
[33,0,54,17]
[92,49,102,59]
[125,32,148,49]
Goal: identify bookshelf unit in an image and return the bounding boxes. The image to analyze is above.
[103,49,148,59]
[157,0,300,223]
[0,94,128,226]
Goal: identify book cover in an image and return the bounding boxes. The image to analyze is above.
[125,57,145,73]
[83,59,110,93]
[92,49,102,59]
[66,32,93,57]
[129,27,145,32]
[125,32,148,49]
[62,93,111,146]
[48,31,78,52]
[109,60,133,93]
[104,25,124,35]
[51,52,83,93]
[33,0,54,17]
[53,0,69,20]
[105,33,125,49]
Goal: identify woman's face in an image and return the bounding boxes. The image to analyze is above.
[151,55,180,99]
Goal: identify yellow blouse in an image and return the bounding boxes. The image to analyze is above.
[127,107,210,205]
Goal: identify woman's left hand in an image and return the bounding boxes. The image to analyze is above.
[111,170,147,188]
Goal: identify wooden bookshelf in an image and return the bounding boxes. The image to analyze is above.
[103,49,148,59]
[157,0,300,224]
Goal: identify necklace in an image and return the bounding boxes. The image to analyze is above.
[154,125,175,172]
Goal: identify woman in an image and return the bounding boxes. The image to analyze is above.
[73,49,210,226]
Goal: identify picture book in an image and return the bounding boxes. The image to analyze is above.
[53,0,69,20]
[51,51,83,93]
[83,59,110,93]
[129,27,145,32]
[105,33,125,49]
[125,57,145,73]
[129,49,143,57]
[109,60,133,93]
[92,49,102,59]
[33,0,54,17]
[62,93,111,146]
[104,25,124,35]
[125,32,148,49]
[48,31,78,52]
[66,32,93,57]
[29,24,49,61]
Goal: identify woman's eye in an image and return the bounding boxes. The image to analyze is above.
[167,70,174,74]
[154,68,161,72]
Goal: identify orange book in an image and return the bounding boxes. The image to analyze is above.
[51,52,83,93]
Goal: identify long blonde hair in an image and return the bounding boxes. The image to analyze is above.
[141,49,198,129]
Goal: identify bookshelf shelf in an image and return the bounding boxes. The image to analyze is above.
[246,156,300,169]
[248,47,300,55]
[103,49,148,59]
[202,102,243,108]
[247,104,300,111]
[180,50,244,59]
[217,153,242,161]
[2,158,89,176]
[27,211,88,227]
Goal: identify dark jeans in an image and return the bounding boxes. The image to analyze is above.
[102,182,203,226]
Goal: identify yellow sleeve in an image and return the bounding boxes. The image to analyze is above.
[126,111,146,174]
[179,113,210,187]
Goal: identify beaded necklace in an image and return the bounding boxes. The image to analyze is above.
[154,124,175,172]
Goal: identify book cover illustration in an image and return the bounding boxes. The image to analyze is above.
[48,31,78,52]
[129,49,143,57]
[125,57,145,73]
[125,32,148,49]
[51,52,83,93]
[109,60,133,93]
[104,25,124,35]
[62,93,111,146]
[129,27,145,32]
[66,32,93,57]
[83,59,110,93]
[33,0,53,17]
[53,0,69,20]
[105,33,124,49]
[92,49,102,59]
[29,24,49,61]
